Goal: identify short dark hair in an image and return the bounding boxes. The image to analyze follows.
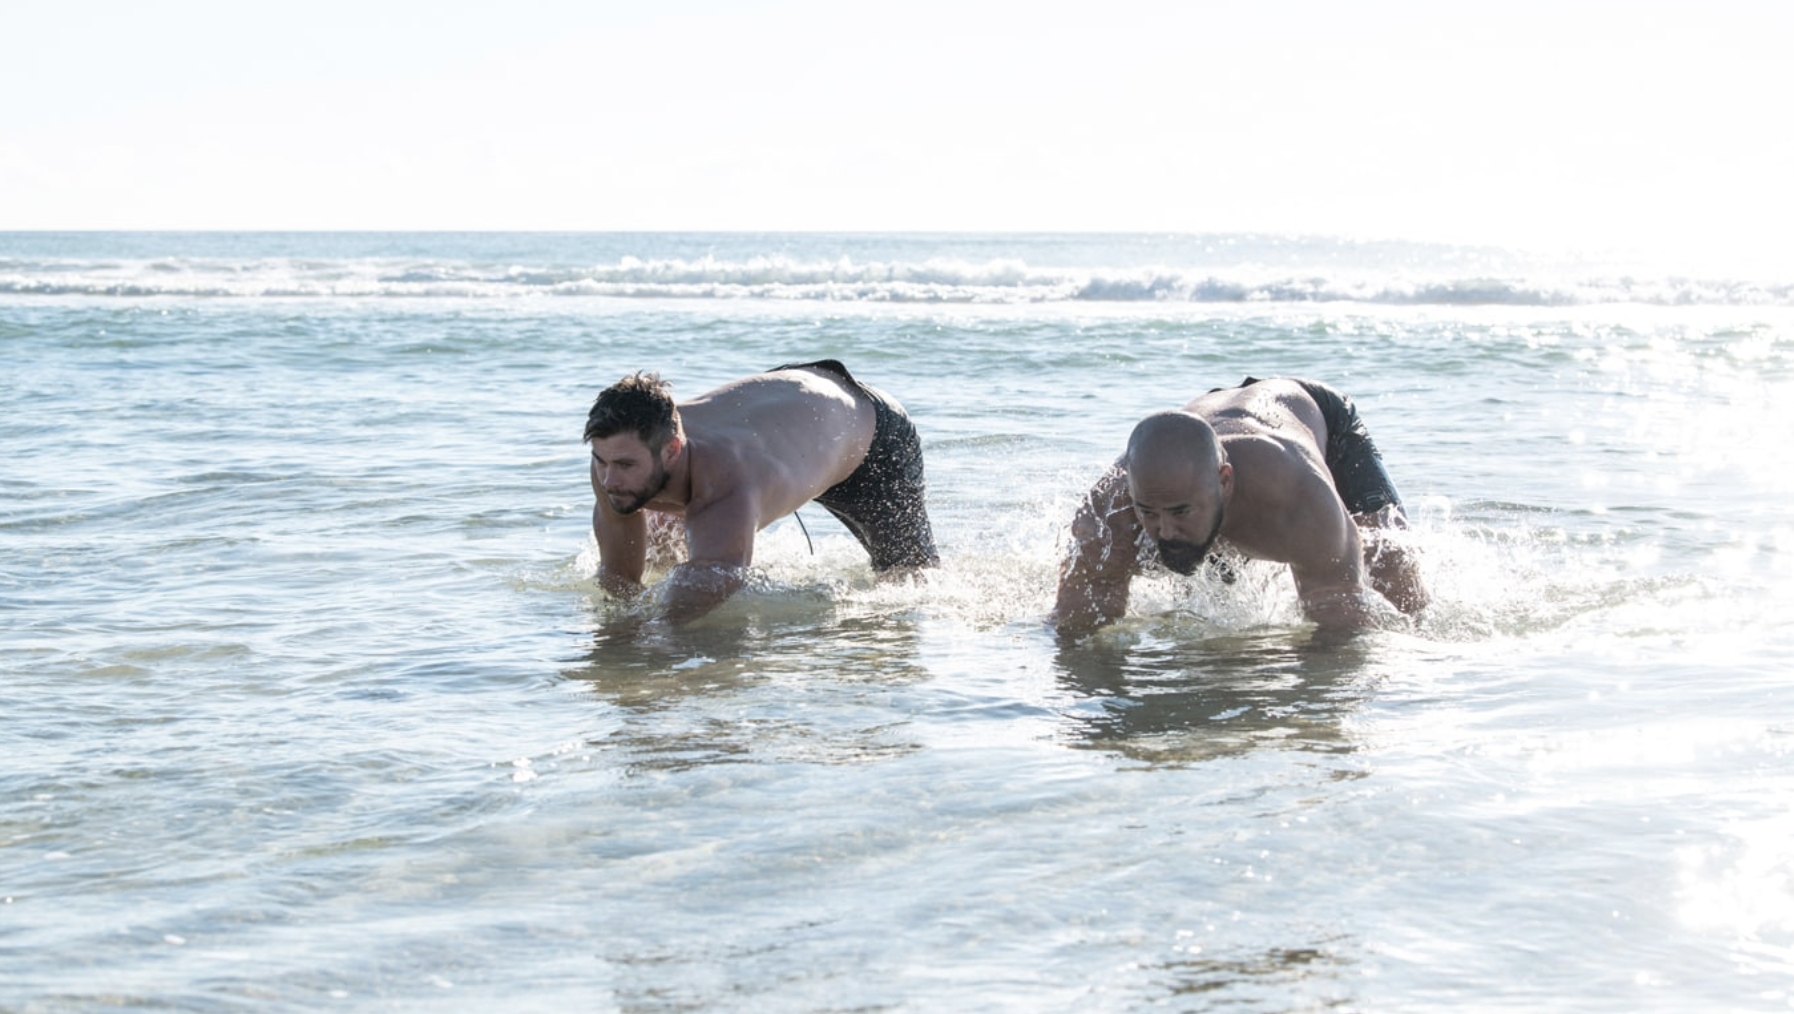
[584,372,679,450]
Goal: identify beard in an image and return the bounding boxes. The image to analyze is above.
[1157,539,1208,576]
[1154,506,1225,576]
[606,460,670,516]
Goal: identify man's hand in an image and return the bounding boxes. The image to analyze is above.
[597,565,646,602]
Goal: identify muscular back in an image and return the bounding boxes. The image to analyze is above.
[1187,379,1329,454]
[678,367,876,527]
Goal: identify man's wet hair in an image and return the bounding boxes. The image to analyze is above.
[584,372,680,451]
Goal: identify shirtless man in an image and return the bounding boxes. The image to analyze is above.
[585,360,938,625]
[1053,377,1427,637]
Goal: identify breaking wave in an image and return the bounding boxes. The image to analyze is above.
[3,252,1789,307]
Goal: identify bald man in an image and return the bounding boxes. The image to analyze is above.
[1053,377,1427,636]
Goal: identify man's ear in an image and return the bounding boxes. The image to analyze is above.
[662,433,685,465]
[1218,461,1234,497]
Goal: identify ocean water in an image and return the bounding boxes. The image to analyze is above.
[3,232,1791,1012]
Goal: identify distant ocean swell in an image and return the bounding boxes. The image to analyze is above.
[2,254,1789,307]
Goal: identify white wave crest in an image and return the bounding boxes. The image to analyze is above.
[2,253,1789,307]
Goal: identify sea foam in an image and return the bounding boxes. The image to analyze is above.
[2,250,1789,307]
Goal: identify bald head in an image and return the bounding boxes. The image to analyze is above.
[1126,411,1224,491]
[1124,411,1230,575]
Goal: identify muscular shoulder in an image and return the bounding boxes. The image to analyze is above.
[1221,430,1320,487]
[1220,434,1347,564]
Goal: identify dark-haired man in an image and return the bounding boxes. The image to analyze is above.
[1053,377,1426,637]
[585,360,938,625]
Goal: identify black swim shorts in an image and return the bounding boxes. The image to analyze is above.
[1241,376,1405,516]
[773,360,940,569]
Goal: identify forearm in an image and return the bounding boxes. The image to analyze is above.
[657,562,748,626]
[593,503,649,600]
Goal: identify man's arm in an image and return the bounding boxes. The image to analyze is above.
[1280,473,1384,631]
[656,562,749,626]
[655,491,758,626]
[591,460,648,600]
[1052,468,1138,639]
[1355,505,1428,614]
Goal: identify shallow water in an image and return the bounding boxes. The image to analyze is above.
[4,233,1793,1012]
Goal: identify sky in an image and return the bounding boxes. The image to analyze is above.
[3,0,1789,264]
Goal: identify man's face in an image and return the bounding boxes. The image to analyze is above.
[1129,469,1226,576]
[590,433,670,515]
